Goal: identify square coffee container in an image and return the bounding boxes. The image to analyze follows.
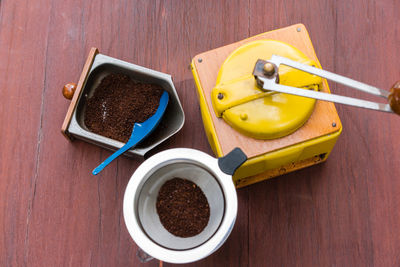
[61,48,185,157]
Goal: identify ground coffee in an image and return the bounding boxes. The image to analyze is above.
[84,73,163,143]
[156,178,210,238]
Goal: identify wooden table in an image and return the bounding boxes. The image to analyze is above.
[1,1,399,266]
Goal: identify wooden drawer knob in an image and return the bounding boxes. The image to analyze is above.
[62,83,77,100]
[389,81,400,115]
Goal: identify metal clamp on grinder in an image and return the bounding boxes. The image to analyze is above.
[191,24,343,187]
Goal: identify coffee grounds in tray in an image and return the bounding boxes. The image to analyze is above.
[84,73,164,143]
[156,178,210,238]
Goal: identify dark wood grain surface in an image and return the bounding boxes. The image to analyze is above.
[1,0,399,266]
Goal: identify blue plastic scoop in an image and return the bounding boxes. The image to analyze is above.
[92,91,169,175]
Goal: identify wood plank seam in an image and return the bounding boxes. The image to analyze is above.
[23,0,55,265]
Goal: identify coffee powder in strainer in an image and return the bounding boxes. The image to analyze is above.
[156,178,210,237]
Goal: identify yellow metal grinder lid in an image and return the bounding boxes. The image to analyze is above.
[211,40,322,139]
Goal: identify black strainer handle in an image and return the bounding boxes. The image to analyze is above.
[218,147,247,175]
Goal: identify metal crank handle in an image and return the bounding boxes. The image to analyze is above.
[254,56,400,115]
[268,55,392,98]
[260,78,400,115]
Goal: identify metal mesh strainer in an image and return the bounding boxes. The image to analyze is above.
[123,148,246,264]
[138,162,225,250]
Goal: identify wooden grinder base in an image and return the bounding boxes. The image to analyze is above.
[191,24,342,187]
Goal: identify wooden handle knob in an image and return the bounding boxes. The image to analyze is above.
[62,83,77,100]
[388,81,400,115]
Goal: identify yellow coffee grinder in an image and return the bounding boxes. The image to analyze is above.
[191,24,399,187]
